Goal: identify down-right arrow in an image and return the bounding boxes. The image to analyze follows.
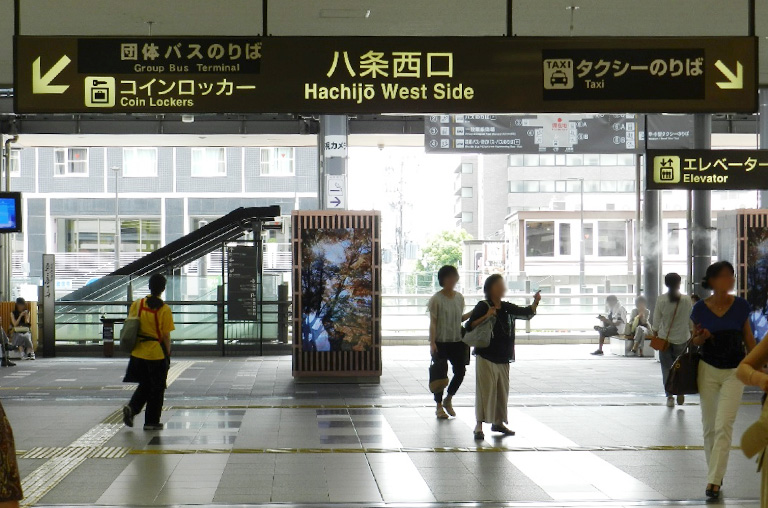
[714,60,743,90]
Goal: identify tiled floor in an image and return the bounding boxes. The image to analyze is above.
[1,344,765,507]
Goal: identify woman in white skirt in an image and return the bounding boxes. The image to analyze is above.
[468,274,540,440]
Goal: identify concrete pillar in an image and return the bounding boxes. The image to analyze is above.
[318,115,348,210]
[642,182,661,314]
[692,114,712,297]
[760,88,768,207]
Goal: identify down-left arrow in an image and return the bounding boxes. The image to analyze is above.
[32,56,71,94]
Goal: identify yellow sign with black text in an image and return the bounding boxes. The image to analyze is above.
[647,150,768,190]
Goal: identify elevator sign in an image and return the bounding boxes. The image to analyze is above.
[646,150,768,190]
[14,36,758,114]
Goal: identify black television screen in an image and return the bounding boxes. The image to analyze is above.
[0,193,22,233]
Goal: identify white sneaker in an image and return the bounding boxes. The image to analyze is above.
[666,396,675,408]
[436,404,449,419]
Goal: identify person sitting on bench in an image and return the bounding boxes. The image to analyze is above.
[591,295,627,356]
[629,296,652,357]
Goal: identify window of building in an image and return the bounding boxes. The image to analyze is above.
[555,154,566,166]
[583,223,594,255]
[584,154,600,166]
[584,180,600,192]
[555,180,566,193]
[600,180,618,192]
[523,181,540,193]
[540,181,556,193]
[56,218,160,253]
[54,148,89,176]
[598,221,627,257]
[566,179,582,193]
[509,180,524,192]
[260,147,294,176]
[667,223,681,255]
[8,150,20,177]
[122,148,158,177]
[462,212,473,223]
[539,154,556,166]
[617,180,635,192]
[508,155,523,167]
[566,154,584,166]
[191,148,227,177]
[559,223,571,255]
[618,154,635,166]
[461,162,474,173]
[119,219,161,253]
[600,154,618,166]
[524,154,540,167]
[461,187,473,198]
[526,221,555,257]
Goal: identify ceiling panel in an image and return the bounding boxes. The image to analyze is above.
[513,0,749,36]
[268,0,507,36]
[19,0,263,35]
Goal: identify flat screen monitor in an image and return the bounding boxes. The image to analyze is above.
[0,193,22,233]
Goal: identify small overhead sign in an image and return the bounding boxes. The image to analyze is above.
[15,36,757,114]
[425,114,641,154]
[323,135,348,158]
[325,175,346,210]
[646,149,768,190]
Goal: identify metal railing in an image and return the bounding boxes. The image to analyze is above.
[382,291,641,337]
[54,295,291,354]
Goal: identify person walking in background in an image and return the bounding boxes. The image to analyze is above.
[629,296,652,357]
[10,298,34,360]
[653,273,693,407]
[692,261,756,499]
[122,274,175,431]
[591,295,627,356]
[469,274,540,440]
[0,401,23,507]
[428,265,471,419]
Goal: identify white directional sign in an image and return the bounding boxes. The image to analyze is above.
[714,60,743,89]
[32,55,71,94]
[326,175,346,210]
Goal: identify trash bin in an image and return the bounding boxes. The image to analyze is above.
[100,318,124,358]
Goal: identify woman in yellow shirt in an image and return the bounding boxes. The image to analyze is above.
[122,274,175,431]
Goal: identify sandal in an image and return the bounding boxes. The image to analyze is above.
[473,431,485,440]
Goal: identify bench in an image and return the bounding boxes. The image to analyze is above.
[609,335,652,357]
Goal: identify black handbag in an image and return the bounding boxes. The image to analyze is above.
[665,340,700,395]
[428,358,449,393]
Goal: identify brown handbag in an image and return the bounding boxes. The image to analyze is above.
[649,300,680,352]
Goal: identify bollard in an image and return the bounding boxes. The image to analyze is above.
[101,318,115,358]
[278,283,289,344]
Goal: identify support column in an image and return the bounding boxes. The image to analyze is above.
[642,179,661,314]
[318,115,348,210]
[692,114,712,296]
[760,88,768,207]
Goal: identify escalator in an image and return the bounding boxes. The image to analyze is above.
[59,205,281,303]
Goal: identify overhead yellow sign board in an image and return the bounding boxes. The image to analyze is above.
[14,36,758,114]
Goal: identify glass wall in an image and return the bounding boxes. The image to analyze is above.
[56,218,161,253]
